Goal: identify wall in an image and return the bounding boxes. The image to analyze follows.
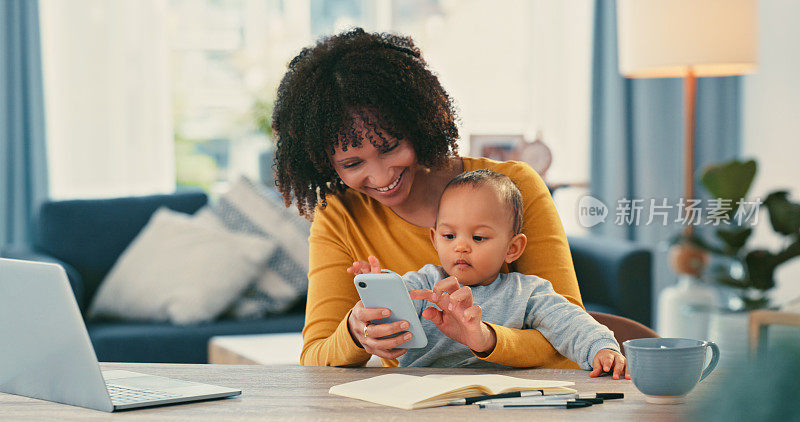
[742,0,800,306]
[416,0,593,236]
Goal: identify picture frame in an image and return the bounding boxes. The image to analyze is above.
[468,134,525,161]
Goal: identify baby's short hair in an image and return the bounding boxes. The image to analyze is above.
[442,169,524,235]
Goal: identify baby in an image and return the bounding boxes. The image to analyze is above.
[349,169,629,378]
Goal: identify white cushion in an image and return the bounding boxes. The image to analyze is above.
[88,207,276,325]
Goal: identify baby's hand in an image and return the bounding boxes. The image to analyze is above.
[590,349,630,380]
[418,276,496,354]
[347,255,382,275]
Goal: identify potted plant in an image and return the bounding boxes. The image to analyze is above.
[664,159,800,367]
[681,159,800,310]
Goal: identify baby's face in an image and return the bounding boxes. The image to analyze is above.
[430,185,516,286]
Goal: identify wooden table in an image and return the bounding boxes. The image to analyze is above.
[749,308,800,356]
[0,363,719,421]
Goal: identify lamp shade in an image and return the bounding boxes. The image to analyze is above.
[617,0,757,78]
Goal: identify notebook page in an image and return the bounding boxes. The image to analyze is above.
[330,374,471,409]
[421,374,574,394]
[329,374,575,410]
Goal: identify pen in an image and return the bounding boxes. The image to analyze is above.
[448,391,619,406]
[478,394,579,405]
[478,401,593,409]
[448,390,554,405]
[591,393,624,400]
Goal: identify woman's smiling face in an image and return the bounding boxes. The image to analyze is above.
[330,110,419,208]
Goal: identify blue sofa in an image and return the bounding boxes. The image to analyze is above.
[1,191,650,363]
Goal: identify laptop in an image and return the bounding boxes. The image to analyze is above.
[0,258,241,412]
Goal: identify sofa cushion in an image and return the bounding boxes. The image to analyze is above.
[33,191,208,311]
[88,207,276,324]
[86,313,305,363]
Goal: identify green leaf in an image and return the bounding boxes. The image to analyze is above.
[744,249,778,291]
[764,191,800,235]
[715,226,752,254]
[700,159,757,216]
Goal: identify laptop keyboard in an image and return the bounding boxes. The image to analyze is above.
[107,384,181,405]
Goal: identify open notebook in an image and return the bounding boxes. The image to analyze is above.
[329,374,577,410]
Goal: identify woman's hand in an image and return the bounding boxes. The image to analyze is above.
[412,276,497,354]
[346,255,411,359]
[347,300,412,360]
[347,255,382,275]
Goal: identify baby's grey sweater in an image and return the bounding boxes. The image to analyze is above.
[396,264,619,369]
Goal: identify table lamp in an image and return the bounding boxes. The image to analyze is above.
[616,0,757,277]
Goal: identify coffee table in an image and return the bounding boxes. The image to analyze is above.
[208,332,303,365]
[208,332,382,366]
[0,362,718,420]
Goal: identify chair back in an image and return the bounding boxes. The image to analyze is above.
[589,311,658,354]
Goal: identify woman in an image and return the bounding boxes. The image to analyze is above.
[272,28,583,367]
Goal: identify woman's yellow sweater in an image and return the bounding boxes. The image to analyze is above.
[301,157,582,368]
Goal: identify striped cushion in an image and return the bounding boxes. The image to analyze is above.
[197,176,310,318]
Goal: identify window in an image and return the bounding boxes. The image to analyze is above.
[40,0,592,234]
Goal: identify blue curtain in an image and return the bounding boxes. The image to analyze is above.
[590,0,741,319]
[1,0,49,249]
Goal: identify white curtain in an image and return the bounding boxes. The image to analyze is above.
[40,0,175,199]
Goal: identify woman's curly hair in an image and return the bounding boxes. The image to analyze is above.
[271,27,460,219]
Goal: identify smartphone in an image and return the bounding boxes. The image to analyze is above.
[353,270,428,349]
